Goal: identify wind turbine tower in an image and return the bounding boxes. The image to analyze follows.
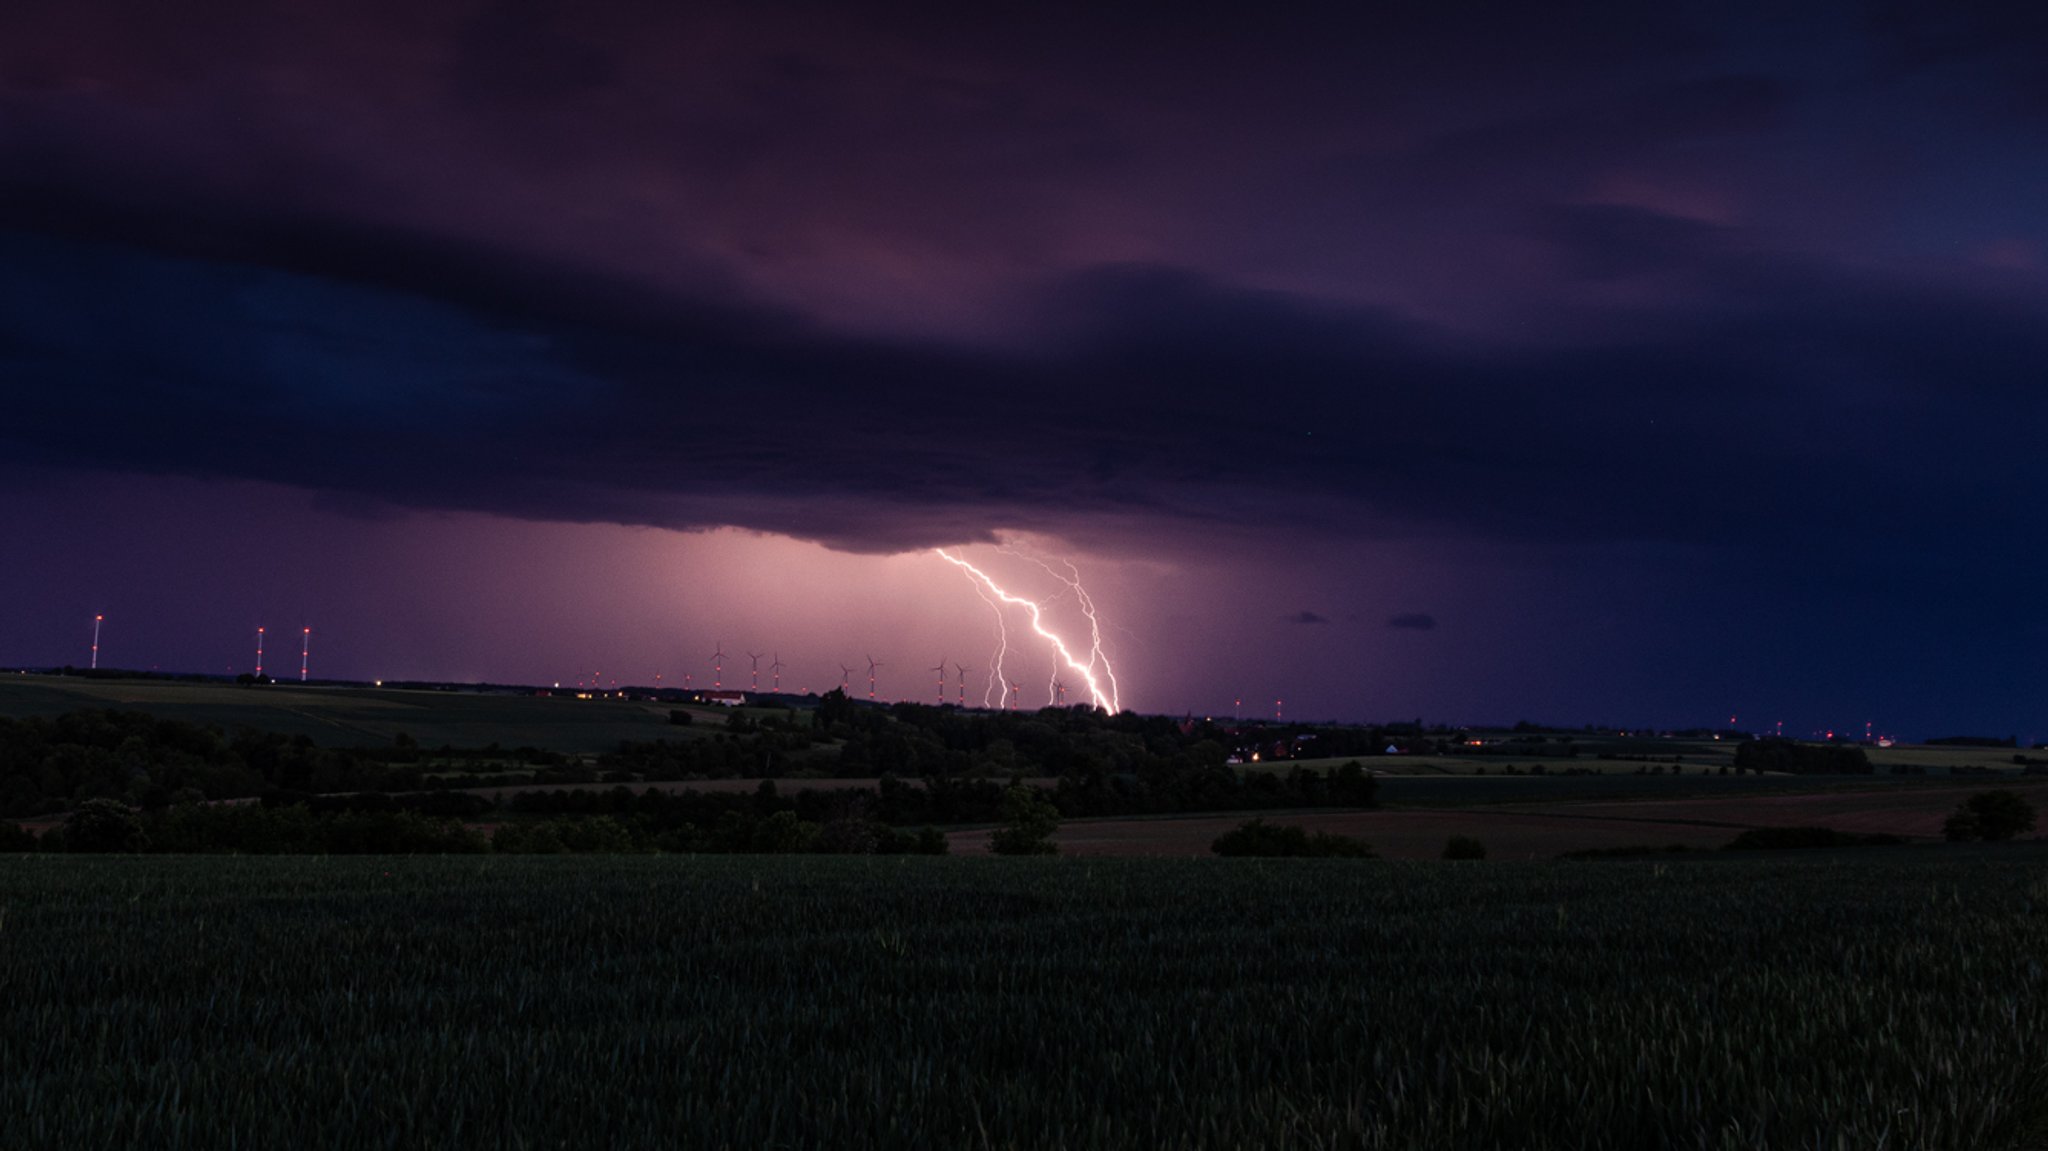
[747,652,765,692]
[709,642,727,690]
[255,626,265,679]
[90,614,103,670]
[299,627,311,683]
[930,657,948,705]
[839,663,854,692]
[866,655,884,701]
[952,662,967,708]
[770,653,785,692]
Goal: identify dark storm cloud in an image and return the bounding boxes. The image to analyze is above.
[1387,614,1437,632]
[1286,612,1327,626]
[2,213,2045,561]
[0,0,2044,564]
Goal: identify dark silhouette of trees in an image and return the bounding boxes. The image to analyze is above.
[1944,790,2037,842]
[990,785,1060,855]
[1442,836,1487,860]
[1732,739,1871,774]
[64,798,149,853]
[1211,819,1373,858]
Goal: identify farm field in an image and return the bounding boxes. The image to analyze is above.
[1492,779,2048,842]
[0,673,706,752]
[958,779,2048,859]
[445,775,1056,802]
[2,853,2044,1149]
[950,808,1742,859]
[1286,741,2039,779]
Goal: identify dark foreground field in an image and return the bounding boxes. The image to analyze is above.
[4,852,2047,1150]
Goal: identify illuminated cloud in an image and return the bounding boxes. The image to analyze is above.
[0,0,2042,730]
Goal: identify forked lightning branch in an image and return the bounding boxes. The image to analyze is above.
[934,548,1122,713]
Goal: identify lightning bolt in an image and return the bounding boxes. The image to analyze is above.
[966,575,1013,708]
[935,547,1122,713]
[1000,546,1122,714]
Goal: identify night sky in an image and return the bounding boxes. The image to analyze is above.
[2,2,2043,737]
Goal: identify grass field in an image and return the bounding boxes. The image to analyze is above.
[2,852,2044,1149]
[0,673,709,752]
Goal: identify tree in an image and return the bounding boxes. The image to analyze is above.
[65,798,150,853]
[990,785,1060,855]
[1944,790,2037,842]
[1211,818,1373,858]
[1442,836,1487,860]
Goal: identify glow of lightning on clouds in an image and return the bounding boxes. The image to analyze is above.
[934,547,1122,712]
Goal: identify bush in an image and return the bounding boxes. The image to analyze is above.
[1725,827,1905,851]
[65,798,150,853]
[1211,819,1374,858]
[990,785,1060,856]
[558,816,638,853]
[0,822,38,852]
[493,822,569,854]
[1556,844,1696,861]
[816,816,882,855]
[1442,836,1487,860]
[1943,790,2037,842]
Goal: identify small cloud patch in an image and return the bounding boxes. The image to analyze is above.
[1286,610,1328,625]
[1387,612,1437,631]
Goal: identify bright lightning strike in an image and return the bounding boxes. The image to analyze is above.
[966,575,1013,708]
[1000,546,1122,714]
[935,548,1122,713]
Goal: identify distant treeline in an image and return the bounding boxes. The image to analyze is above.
[502,763,1377,828]
[0,700,1389,821]
[0,797,948,857]
[0,711,564,818]
[1925,735,2020,748]
[1732,739,1872,774]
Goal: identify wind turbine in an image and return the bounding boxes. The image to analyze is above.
[930,656,948,705]
[747,651,765,692]
[952,662,968,708]
[709,642,727,690]
[770,653,786,692]
[1007,680,1023,711]
[866,655,884,701]
[839,663,855,693]
[1054,680,1067,707]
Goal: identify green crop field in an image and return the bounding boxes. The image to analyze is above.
[3,851,2045,1149]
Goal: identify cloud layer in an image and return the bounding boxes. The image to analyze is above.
[1,0,2043,729]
